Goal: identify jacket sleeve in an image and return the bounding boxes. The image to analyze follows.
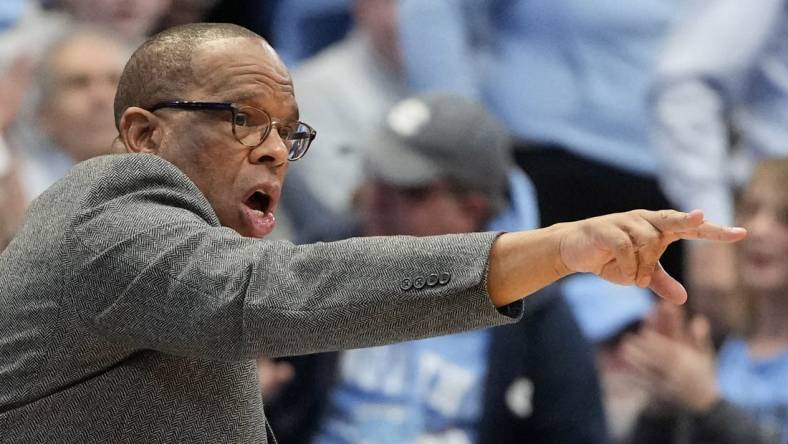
[64,156,521,360]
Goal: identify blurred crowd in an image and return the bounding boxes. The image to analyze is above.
[2,0,788,443]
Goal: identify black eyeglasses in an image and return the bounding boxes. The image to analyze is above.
[147,101,316,161]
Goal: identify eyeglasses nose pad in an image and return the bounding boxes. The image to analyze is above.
[251,128,290,165]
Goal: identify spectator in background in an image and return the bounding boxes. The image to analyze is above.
[0,1,68,68]
[57,0,171,42]
[283,0,541,245]
[271,0,351,67]
[623,157,788,444]
[268,94,606,444]
[285,0,405,218]
[0,0,26,30]
[0,142,24,251]
[167,0,355,66]
[0,1,36,249]
[396,0,689,280]
[12,26,131,201]
[199,0,278,45]
[155,0,219,31]
[651,0,788,341]
[563,275,655,443]
[0,59,32,250]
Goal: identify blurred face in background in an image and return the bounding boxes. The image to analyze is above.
[360,179,487,236]
[737,164,788,294]
[39,31,128,162]
[60,0,171,40]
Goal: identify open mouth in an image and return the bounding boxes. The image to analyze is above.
[245,191,271,213]
[240,187,279,238]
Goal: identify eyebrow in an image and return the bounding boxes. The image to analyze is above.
[227,91,258,103]
[224,92,300,122]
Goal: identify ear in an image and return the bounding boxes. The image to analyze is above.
[459,192,493,228]
[118,107,163,154]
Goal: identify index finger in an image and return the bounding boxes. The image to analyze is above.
[674,220,747,242]
[640,209,703,231]
[643,209,747,242]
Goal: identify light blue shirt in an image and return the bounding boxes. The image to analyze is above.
[0,0,25,30]
[315,332,491,444]
[717,338,788,441]
[400,0,684,174]
[652,0,788,223]
[399,0,683,176]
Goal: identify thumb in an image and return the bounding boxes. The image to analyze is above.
[648,262,688,305]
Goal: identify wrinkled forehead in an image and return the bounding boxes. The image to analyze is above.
[188,37,296,110]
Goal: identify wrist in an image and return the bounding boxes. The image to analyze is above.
[487,227,573,307]
[548,222,573,278]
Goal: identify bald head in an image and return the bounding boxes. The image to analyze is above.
[113,23,272,127]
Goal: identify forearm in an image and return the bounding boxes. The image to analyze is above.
[487,225,571,307]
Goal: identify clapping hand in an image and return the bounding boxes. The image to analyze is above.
[621,302,720,412]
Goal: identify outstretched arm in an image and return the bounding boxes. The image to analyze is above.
[488,209,746,307]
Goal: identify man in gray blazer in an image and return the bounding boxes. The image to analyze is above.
[0,23,745,443]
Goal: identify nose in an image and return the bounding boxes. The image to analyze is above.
[248,127,289,167]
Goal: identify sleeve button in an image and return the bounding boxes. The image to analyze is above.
[438,272,451,285]
[400,278,413,291]
[414,276,426,289]
[427,273,439,286]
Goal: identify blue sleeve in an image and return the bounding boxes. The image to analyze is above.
[650,0,784,223]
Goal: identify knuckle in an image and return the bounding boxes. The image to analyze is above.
[616,238,634,252]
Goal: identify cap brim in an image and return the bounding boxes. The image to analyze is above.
[562,274,655,343]
[363,130,440,187]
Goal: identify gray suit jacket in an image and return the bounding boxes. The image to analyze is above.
[0,154,521,443]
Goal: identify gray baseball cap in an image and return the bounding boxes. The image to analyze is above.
[363,93,512,198]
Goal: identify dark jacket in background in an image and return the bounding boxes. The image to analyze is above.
[628,399,781,444]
